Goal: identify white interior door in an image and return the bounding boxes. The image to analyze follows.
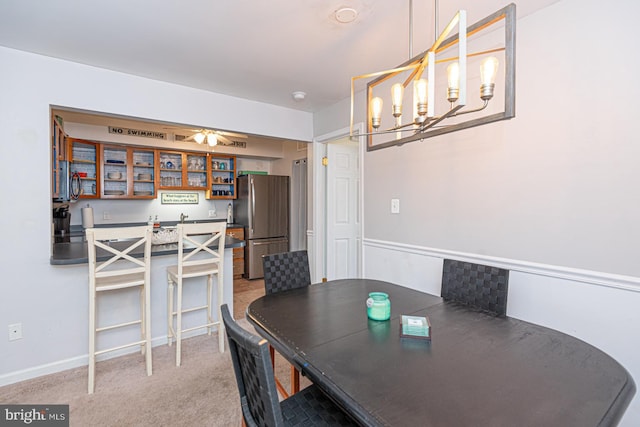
[326,137,360,280]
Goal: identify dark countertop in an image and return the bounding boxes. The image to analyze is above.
[57,221,246,241]
[51,221,246,265]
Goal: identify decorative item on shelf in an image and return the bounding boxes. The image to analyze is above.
[107,172,122,180]
[366,292,391,321]
[350,1,515,151]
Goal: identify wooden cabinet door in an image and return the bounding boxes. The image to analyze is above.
[207,154,237,199]
[226,227,245,278]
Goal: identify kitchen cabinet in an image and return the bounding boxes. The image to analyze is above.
[207,154,236,199]
[158,151,207,190]
[51,117,67,200]
[226,226,245,278]
[101,145,156,198]
[68,138,100,199]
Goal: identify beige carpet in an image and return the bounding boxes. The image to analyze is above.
[0,319,308,427]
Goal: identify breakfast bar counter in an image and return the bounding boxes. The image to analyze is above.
[50,235,244,265]
[49,223,244,345]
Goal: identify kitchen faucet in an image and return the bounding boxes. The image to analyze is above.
[180,213,188,223]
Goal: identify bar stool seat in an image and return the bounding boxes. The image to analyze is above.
[86,225,153,394]
[167,222,226,366]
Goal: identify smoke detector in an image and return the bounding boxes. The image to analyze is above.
[335,7,357,23]
[292,91,307,101]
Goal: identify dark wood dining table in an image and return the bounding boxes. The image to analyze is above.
[246,278,635,426]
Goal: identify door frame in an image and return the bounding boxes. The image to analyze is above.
[310,123,364,282]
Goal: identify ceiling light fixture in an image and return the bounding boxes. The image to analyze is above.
[194,130,218,146]
[350,1,516,151]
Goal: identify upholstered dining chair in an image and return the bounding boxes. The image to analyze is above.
[262,250,311,397]
[86,225,153,394]
[221,304,356,427]
[167,222,226,366]
[441,259,510,317]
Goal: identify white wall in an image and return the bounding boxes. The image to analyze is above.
[0,46,313,385]
[315,0,640,424]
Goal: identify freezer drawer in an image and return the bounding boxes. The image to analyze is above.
[245,238,289,279]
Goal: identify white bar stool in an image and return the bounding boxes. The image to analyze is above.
[86,225,153,394]
[167,222,226,366]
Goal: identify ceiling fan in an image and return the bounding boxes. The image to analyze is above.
[169,127,248,147]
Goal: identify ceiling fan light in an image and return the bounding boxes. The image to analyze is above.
[194,132,205,144]
[207,133,218,146]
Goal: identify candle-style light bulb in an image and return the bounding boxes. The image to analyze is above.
[413,79,428,124]
[391,83,404,118]
[371,97,383,129]
[446,62,460,103]
[480,56,499,100]
[194,132,205,144]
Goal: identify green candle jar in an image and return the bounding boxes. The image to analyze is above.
[366,292,391,321]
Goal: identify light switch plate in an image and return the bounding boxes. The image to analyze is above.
[391,199,400,214]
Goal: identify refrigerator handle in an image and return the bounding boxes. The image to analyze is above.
[250,177,255,235]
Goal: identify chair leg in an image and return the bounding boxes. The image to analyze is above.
[217,274,225,353]
[207,274,213,336]
[269,345,275,369]
[139,287,145,355]
[88,289,96,394]
[176,280,183,367]
[290,366,300,394]
[144,283,153,377]
[167,277,174,346]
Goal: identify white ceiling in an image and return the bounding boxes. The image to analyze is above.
[0,0,559,116]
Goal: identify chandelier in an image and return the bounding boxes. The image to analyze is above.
[350,2,516,151]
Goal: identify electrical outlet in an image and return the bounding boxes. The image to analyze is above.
[208,209,217,218]
[391,199,400,214]
[103,212,111,220]
[8,323,22,341]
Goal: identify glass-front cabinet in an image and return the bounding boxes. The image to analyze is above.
[68,138,100,199]
[158,151,207,190]
[51,117,67,200]
[101,145,155,198]
[132,149,156,197]
[207,154,236,199]
[186,153,208,189]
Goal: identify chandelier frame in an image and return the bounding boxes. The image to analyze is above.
[350,3,516,151]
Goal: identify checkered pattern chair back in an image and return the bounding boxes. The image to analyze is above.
[262,250,311,295]
[441,259,510,317]
[221,304,283,426]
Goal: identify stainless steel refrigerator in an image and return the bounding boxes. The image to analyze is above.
[235,174,289,279]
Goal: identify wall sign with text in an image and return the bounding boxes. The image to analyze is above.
[161,193,199,204]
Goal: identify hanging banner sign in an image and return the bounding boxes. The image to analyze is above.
[109,126,167,140]
[161,192,199,204]
[218,140,247,148]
